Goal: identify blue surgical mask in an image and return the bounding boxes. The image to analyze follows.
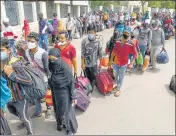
[1,52,8,60]
[88,34,95,41]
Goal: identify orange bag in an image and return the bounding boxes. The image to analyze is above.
[45,90,53,106]
[100,57,109,67]
[142,55,150,72]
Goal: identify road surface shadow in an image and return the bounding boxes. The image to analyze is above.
[146,67,161,73]
[164,84,175,97]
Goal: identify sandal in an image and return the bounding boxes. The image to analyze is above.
[112,86,118,92]
[113,87,120,97]
[114,91,120,97]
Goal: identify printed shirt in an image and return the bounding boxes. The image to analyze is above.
[81,38,102,67]
[52,18,59,35]
[54,43,76,69]
[39,19,47,35]
[112,40,137,66]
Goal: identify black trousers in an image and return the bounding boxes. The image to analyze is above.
[7,100,33,134]
[52,35,58,43]
[85,66,98,91]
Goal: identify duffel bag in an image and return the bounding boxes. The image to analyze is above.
[169,75,176,94]
[100,57,109,67]
[157,50,169,64]
[74,71,92,95]
[45,90,53,106]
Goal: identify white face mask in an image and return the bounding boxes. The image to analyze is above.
[58,42,66,46]
[27,42,37,49]
[153,27,158,30]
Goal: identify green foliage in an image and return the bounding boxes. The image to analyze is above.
[147,0,175,9]
[90,0,175,11]
[90,0,122,9]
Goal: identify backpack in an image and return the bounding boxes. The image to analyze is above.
[46,22,54,34]
[11,60,47,99]
[169,75,176,94]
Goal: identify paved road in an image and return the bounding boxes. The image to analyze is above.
[6,28,175,135]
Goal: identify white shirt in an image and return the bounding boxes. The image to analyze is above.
[66,18,75,30]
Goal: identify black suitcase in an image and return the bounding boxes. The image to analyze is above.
[169,75,176,94]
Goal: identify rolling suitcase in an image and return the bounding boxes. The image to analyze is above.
[75,88,91,112]
[96,70,114,95]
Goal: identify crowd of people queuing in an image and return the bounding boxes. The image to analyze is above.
[0,8,175,135]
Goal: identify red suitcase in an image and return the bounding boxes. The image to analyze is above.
[96,71,114,95]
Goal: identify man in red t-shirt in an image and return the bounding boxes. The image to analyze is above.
[109,29,137,97]
[54,33,77,75]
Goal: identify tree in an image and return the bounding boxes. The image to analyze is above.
[147,0,175,9]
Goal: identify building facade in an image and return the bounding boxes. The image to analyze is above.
[1,1,90,38]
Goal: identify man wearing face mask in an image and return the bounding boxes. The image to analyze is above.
[137,22,152,59]
[81,26,103,95]
[54,32,77,76]
[109,28,137,97]
[150,21,166,69]
[1,38,34,135]
[25,32,53,119]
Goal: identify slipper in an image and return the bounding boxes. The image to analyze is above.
[114,90,121,97]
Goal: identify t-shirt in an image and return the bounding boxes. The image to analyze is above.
[112,40,137,66]
[54,43,76,69]
[0,77,12,112]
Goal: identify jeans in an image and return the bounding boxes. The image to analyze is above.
[139,45,147,58]
[34,99,42,114]
[113,64,127,90]
[9,39,17,56]
[150,46,162,68]
[39,34,48,50]
[67,30,72,40]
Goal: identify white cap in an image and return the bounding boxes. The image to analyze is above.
[3,17,9,23]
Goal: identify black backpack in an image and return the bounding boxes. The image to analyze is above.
[11,59,47,99]
[169,75,176,94]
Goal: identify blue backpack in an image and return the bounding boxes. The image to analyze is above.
[157,51,169,64]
